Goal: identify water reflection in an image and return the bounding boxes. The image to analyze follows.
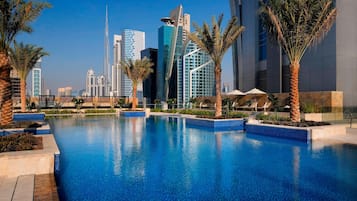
[51,116,357,201]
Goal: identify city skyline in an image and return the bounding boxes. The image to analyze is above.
[17,0,233,93]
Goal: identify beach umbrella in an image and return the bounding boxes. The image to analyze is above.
[245,88,266,95]
[226,89,246,96]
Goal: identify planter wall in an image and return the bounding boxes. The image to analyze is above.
[245,123,311,142]
[0,124,51,136]
[13,113,45,121]
[0,135,60,178]
[120,110,146,117]
[185,117,245,131]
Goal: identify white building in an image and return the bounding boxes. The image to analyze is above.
[120,29,145,97]
[111,34,122,96]
[86,69,97,96]
[32,59,42,97]
[179,40,215,106]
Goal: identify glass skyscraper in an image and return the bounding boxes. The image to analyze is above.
[230,0,357,107]
[121,29,145,97]
[157,5,190,102]
[32,59,42,97]
[179,40,215,106]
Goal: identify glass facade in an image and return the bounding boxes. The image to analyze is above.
[32,61,42,96]
[179,41,215,106]
[157,25,175,101]
[121,29,145,97]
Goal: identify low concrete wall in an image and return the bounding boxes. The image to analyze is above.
[304,112,343,122]
[0,135,60,178]
[310,125,346,140]
[185,117,245,131]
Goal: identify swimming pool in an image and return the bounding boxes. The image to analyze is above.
[51,116,357,201]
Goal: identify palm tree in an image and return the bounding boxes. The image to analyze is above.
[9,42,48,112]
[120,58,154,110]
[260,0,336,122]
[0,0,50,125]
[189,15,245,117]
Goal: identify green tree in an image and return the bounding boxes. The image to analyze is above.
[0,0,50,125]
[189,15,245,117]
[120,58,154,110]
[9,42,48,112]
[260,0,336,122]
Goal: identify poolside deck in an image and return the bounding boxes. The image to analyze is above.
[0,174,59,201]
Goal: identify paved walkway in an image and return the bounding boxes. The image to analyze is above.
[0,174,59,201]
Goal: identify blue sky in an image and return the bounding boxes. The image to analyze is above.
[19,0,234,93]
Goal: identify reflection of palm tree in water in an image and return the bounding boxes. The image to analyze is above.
[293,147,300,200]
[215,133,222,157]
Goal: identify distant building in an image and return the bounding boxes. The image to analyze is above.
[121,29,145,97]
[86,69,97,96]
[58,87,72,97]
[141,48,158,104]
[157,5,190,102]
[230,0,357,107]
[10,77,21,98]
[179,40,215,106]
[32,59,42,97]
[44,89,51,96]
[111,34,122,96]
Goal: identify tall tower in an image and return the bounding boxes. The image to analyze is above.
[32,59,42,97]
[121,29,145,97]
[157,5,190,102]
[104,5,110,96]
[112,35,122,96]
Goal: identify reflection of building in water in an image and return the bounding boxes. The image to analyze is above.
[111,117,146,177]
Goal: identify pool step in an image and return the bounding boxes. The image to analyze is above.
[0,175,34,201]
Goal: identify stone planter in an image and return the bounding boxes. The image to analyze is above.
[246,123,310,142]
[13,113,45,121]
[0,134,60,178]
[0,124,51,135]
[120,110,146,117]
[185,117,245,131]
[245,122,346,142]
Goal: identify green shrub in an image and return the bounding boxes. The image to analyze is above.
[85,109,116,113]
[0,133,40,153]
[256,113,290,121]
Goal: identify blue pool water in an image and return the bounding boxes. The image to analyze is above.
[50,116,357,201]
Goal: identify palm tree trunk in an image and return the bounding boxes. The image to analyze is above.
[0,52,13,125]
[215,64,222,117]
[290,61,301,122]
[132,84,137,110]
[20,78,26,112]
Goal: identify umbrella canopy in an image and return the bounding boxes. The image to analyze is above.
[245,88,266,95]
[226,89,246,95]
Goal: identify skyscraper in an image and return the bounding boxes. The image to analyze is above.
[179,40,215,106]
[86,69,97,96]
[103,5,110,96]
[157,5,190,101]
[141,48,158,104]
[230,0,357,107]
[32,59,42,97]
[121,29,145,97]
[111,34,122,96]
